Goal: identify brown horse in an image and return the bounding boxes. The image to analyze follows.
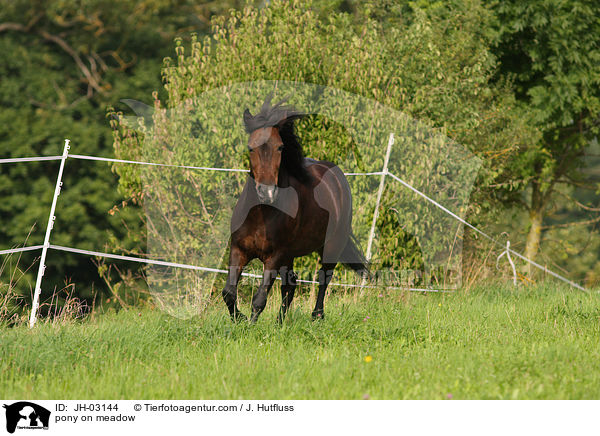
[222,96,368,323]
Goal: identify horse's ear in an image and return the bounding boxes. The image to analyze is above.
[243,108,252,131]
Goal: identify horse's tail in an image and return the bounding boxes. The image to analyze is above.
[341,233,370,280]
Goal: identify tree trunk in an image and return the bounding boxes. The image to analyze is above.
[524,181,545,275]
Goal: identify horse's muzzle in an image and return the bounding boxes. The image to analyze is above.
[256,183,279,204]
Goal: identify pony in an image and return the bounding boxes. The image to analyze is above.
[222,96,368,323]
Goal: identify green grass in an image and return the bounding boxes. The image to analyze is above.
[1,283,599,399]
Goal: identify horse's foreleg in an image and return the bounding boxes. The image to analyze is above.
[277,261,297,324]
[312,262,336,320]
[222,246,248,322]
[250,259,279,323]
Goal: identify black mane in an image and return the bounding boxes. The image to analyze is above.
[244,95,311,184]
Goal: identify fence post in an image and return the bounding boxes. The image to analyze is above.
[29,139,70,328]
[361,132,394,290]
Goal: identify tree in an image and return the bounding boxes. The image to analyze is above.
[0,0,246,313]
[490,0,600,263]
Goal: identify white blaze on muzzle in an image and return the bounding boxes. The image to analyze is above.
[256,183,279,204]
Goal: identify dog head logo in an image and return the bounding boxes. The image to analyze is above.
[3,402,50,434]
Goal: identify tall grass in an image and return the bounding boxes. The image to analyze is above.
[0,249,90,328]
[1,282,599,399]
[0,247,36,326]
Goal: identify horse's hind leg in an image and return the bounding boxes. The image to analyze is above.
[222,246,249,322]
[312,262,336,320]
[277,261,297,323]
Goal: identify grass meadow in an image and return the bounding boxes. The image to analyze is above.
[1,283,599,399]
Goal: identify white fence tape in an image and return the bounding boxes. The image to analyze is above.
[69,154,385,176]
[343,172,384,176]
[69,154,250,173]
[509,249,585,291]
[3,147,587,293]
[0,245,44,256]
[387,171,494,243]
[48,244,448,293]
[386,171,586,291]
[0,156,63,164]
[0,244,460,294]
[0,136,587,327]
[50,244,230,274]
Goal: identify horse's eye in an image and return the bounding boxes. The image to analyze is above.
[248,147,254,153]
[277,145,284,152]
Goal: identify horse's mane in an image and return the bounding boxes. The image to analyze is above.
[243,95,311,184]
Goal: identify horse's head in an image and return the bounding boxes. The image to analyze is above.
[243,95,303,204]
[245,124,284,204]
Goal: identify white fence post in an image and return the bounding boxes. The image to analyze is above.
[361,133,394,289]
[29,139,70,328]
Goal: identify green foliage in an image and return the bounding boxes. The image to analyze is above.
[493,0,600,130]
[488,0,600,282]
[0,0,246,311]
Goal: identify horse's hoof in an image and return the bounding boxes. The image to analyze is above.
[311,311,325,321]
[232,312,247,323]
